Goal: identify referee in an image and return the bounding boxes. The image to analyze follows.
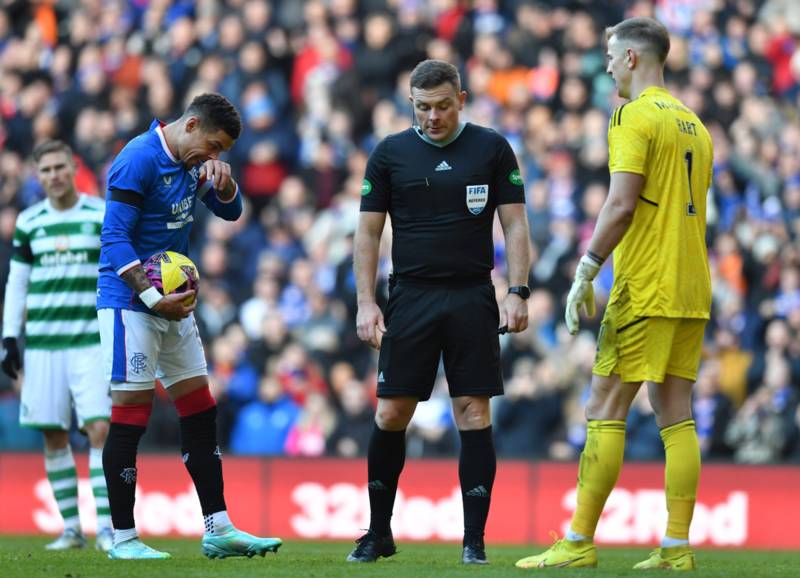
[350,59,531,565]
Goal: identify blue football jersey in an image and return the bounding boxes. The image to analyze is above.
[98,120,239,312]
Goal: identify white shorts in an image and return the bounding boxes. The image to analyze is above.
[20,345,111,430]
[97,308,208,391]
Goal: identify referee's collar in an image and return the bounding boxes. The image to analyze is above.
[413,122,467,147]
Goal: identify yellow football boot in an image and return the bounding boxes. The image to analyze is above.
[633,545,696,570]
[515,535,597,569]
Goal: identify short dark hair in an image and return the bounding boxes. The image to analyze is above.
[32,140,74,164]
[409,59,461,92]
[606,17,670,63]
[185,93,242,140]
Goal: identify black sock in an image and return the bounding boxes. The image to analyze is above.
[367,424,406,536]
[103,423,146,530]
[180,406,226,516]
[459,426,496,546]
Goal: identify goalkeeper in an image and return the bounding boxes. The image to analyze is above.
[96,93,280,560]
[517,16,712,571]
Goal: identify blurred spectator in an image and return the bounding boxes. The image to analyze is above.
[625,389,663,461]
[230,376,300,455]
[405,376,459,458]
[726,357,798,463]
[284,392,336,457]
[326,379,374,457]
[494,358,562,458]
[692,360,734,460]
[0,0,798,461]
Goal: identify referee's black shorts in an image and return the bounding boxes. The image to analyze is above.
[376,277,503,401]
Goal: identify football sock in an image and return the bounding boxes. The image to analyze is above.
[44,446,81,532]
[566,529,590,541]
[175,387,226,516]
[459,426,496,546]
[203,510,232,536]
[367,424,406,536]
[662,536,690,548]
[113,527,138,547]
[104,404,151,531]
[89,446,111,531]
[570,420,626,539]
[662,419,700,541]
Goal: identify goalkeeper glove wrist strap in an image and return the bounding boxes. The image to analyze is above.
[139,286,163,309]
[585,251,605,266]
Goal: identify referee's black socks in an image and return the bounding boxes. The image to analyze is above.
[175,387,227,516]
[367,424,406,536]
[103,403,151,530]
[459,426,496,546]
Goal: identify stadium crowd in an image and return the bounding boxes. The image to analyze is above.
[1,0,799,464]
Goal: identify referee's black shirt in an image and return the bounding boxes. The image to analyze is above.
[360,122,525,282]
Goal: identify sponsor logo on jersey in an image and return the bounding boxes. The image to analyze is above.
[435,160,452,171]
[163,175,172,186]
[361,179,372,196]
[171,196,193,215]
[508,169,523,185]
[40,250,90,267]
[466,184,489,215]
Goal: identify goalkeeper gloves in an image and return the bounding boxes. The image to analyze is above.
[1,337,21,380]
[565,253,603,335]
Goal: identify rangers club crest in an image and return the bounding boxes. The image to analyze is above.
[120,467,137,485]
[466,184,489,215]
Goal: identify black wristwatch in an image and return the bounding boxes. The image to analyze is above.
[508,285,531,300]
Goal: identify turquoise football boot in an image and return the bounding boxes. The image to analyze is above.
[202,526,282,559]
[108,538,171,560]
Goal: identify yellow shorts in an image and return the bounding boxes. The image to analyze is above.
[592,294,707,384]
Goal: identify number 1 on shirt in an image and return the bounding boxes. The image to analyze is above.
[684,150,697,216]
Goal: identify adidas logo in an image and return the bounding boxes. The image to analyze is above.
[34,228,46,238]
[368,480,388,491]
[465,485,489,498]
[377,371,385,383]
[435,160,452,171]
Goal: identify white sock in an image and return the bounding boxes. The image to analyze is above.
[113,527,138,547]
[566,529,590,542]
[661,536,689,548]
[204,510,232,535]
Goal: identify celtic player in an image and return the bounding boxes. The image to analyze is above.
[1,140,113,551]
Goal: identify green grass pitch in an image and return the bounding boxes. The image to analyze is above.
[1,536,798,577]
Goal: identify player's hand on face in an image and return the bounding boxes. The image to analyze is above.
[152,290,196,321]
[356,302,386,350]
[1,337,21,379]
[501,294,529,333]
[199,160,235,200]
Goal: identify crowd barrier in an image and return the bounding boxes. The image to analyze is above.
[1,453,796,548]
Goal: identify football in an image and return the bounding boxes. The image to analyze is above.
[143,251,199,305]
